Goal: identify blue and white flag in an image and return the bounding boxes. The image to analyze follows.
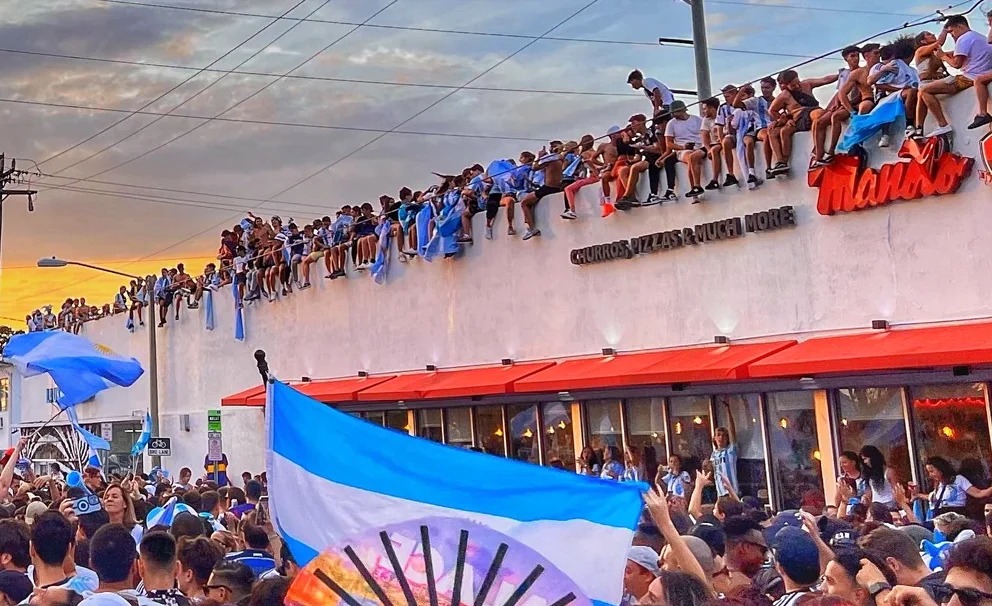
[146,496,197,529]
[65,407,109,470]
[131,411,152,457]
[415,202,434,258]
[370,218,392,285]
[267,381,644,606]
[2,332,144,409]
[837,94,905,152]
[204,289,215,331]
[234,279,246,342]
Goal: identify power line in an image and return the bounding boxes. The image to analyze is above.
[37,0,312,169]
[45,0,336,181]
[705,0,919,17]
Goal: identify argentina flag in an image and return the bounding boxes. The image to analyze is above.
[267,381,645,606]
[2,332,143,409]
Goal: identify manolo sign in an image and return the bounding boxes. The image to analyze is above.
[807,136,973,216]
[570,206,795,266]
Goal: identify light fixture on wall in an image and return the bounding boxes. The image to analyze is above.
[501,358,513,366]
[426,365,437,371]
[301,376,311,383]
[692,416,703,425]
[779,418,789,429]
[871,319,890,330]
[941,425,956,439]
[494,428,504,437]
[358,371,369,378]
[812,450,822,461]
[523,428,533,438]
[602,348,617,356]
[674,421,683,435]
[841,418,849,426]
[714,335,730,344]
[558,421,566,429]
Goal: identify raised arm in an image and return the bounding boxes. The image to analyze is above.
[800,511,834,574]
[804,73,840,89]
[689,470,711,520]
[644,490,714,595]
[0,438,27,501]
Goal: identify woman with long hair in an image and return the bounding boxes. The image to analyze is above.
[858,445,898,509]
[835,451,867,507]
[642,445,659,486]
[104,483,143,544]
[601,445,625,480]
[642,570,712,606]
[623,446,644,482]
[661,454,693,498]
[918,456,992,518]
[578,446,601,476]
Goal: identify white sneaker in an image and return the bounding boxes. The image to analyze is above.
[485,226,493,240]
[878,134,890,148]
[560,209,577,220]
[522,228,541,240]
[926,124,953,137]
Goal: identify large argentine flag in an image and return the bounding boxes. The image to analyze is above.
[837,93,905,153]
[2,332,144,409]
[267,381,644,606]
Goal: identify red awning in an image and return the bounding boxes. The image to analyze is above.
[294,375,395,403]
[748,322,992,378]
[220,384,266,407]
[357,362,554,402]
[514,341,796,393]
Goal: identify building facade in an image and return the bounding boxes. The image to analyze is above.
[8,93,992,509]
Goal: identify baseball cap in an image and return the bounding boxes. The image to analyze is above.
[607,125,622,135]
[669,100,689,113]
[771,527,821,585]
[900,523,934,548]
[627,545,661,576]
[763,510,804,546]
[628,113,648,123]
[24,501,47,525]
[0,570,33,604]
[681,536,716,576]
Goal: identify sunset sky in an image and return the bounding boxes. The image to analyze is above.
[0,0,958,325]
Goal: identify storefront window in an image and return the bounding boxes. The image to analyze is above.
[506,404,540,464]
[365,411,410,433]
[669,396,712,468]
[911,383,991,493]
[445,408,472,447]
[542,402,575,469]
[836,388,911,486]
[714,394,768,500]
[474,406,506,456]
[765,391,823,510]
[585,400,623,455]
[625,398,666,477]
[416,409,443,442]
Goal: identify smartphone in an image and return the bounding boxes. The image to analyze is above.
[258,496,270,521]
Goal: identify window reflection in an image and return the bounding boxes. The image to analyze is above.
[445,408,472,447]
[836,388,911,486]
[625,398,665,483]
[506,404,540,464]
[543,402,575,470]
[911,383,991,509]
[474,406,506,456]
[766,391,823,510]
[669,396,712,469]
[585,400,623,454]
[416,409,443,442]
[715,394,768,501]
[385,411,409,433]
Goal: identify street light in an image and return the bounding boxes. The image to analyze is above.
[37,257,161,468]
[658,0,713,102]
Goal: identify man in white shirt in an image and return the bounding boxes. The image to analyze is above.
[664,101,707,201]
[967,11,992,129]
[627,70,676,119]
[919,14,992,135]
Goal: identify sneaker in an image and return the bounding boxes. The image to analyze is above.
[615,196,638,211]
[601,202,616,217]
[821,153,835,164]
[645,193,664,206]
[355,263,367,271]
[485,226,494,239]
[139,321,145,327]
[810,158,827,168]
[704,179,720,191]
[685,187,703,200]
[878,134,891,148]
[967,114,992,130]
[662,189,677,201]
[301,282,311,289]
[905,125,919,138]
[560,209,577,220]
[508,226,516,236]
[187,302,199,309]
[926,124,953,137]
[333,269,346,278]
[747,175,759,190]
[522,228,541,240]
[723,174,739,187]
[456,235,473,243]
[765,168,776,180]
[771,162,790,176]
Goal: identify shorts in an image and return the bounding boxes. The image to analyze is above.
[676,147,707,163]
[534,185,562,201]
[235,272,246,286]
[486,193,502,221]
[794,107,820,132]
[467,198,482,215]
[308,251,324,261]
[941,74,973,92]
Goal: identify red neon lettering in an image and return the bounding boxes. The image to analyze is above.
[808,137,974,216]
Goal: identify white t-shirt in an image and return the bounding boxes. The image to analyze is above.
[643,77,676,106]
[954,29,992,79]
[701,116,719,143]
[665,115,704,147]
[930,474,973,508]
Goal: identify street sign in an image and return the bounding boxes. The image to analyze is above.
[100,423,113,442]
[207,432,223,462]
[148,437,172,457]
[207,410,222,433]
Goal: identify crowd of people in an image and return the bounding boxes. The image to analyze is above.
[21,14,992,334]
[0,438,291,605]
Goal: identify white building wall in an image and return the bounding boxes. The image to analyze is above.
[11,92,992,476]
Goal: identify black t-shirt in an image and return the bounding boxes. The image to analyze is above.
[354,216,376,237]
[616,138,638,158]
[287,233,305,256]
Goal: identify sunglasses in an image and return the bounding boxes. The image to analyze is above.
[933,584,992,606]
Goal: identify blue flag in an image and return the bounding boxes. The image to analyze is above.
[234,281,246,342]
[204,289,215,331]
[837,94,905,152]
[370,218,392,285]
[2,332,144,409]
[266,381,644,606]
[131,411,152,457]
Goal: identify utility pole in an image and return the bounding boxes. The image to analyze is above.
[658,0,714,103]
[0,154,38,261]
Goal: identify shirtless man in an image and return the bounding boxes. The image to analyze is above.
[812,46,862,166]
[911,31,950,137]
[520,143,564,240]
[767,69,839,176]
[172,263,196,319]
[593,127,621,215]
